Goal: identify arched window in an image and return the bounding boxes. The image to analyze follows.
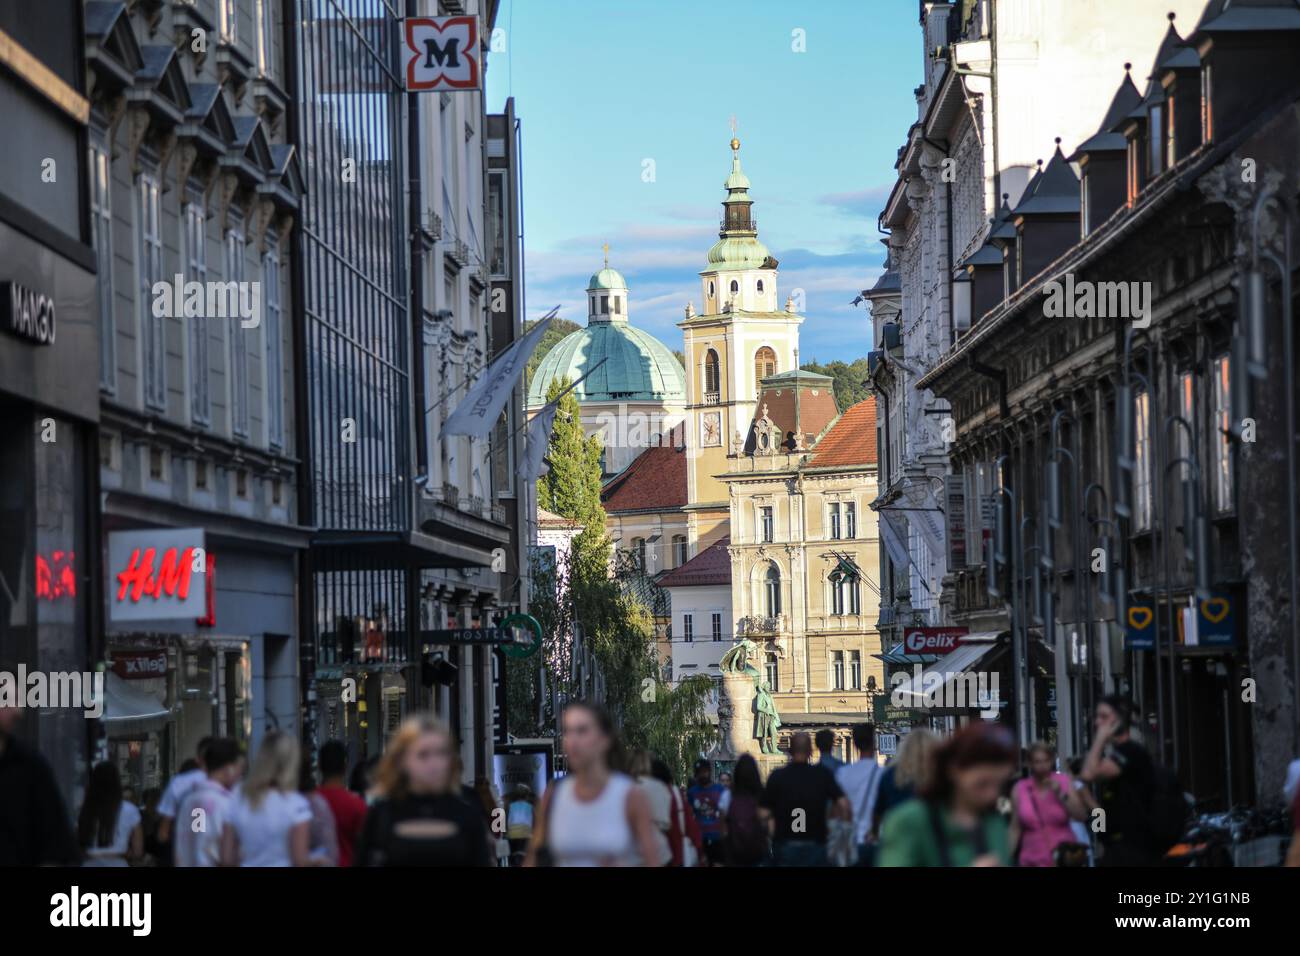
[754,346,776,385]
[729,279,739,294]
[764,564,781,617]
[756,279,765,295]
[708,280,715,298]
[703,349,720,400]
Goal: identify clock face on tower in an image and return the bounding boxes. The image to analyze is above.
[701,412,721,447]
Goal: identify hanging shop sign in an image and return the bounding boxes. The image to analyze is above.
[1124,599,1156,650]
[419,613,542,652]
[402,16,480,91]
[1180,591,1237,648]
[1,280,56,345]
[110,649,168,681]
[108,528,207,623]
[903,626,968,655]
[945,474,966,570]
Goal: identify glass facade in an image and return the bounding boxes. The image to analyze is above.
[297,0,410,533]
[0,401,92,812]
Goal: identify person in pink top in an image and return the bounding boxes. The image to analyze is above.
[1011,742,1088,867]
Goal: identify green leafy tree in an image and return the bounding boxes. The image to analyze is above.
[801,357,873,411]
[510,381,715,771]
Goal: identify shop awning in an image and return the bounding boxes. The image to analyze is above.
[889,632,1006,706]
[103,673,172,735]
[875,641,941,666]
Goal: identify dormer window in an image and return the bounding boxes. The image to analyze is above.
[1126,138,1141,207]
[1165,94,1177,169]
[1201,65,1214,142]
[1148,104,1164,176]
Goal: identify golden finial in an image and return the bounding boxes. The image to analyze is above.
[729,114,740,152]
[602,241,609,268]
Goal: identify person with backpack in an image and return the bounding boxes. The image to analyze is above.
[877,722,1017,867]
[724,754,769,866]
[836,723,885,866]
[1081,695,1187,867]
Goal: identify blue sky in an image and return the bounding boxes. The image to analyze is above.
[485,0,919,364]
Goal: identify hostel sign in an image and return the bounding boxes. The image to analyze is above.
[402,16,480,91]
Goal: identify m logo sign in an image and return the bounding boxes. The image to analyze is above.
[403,16,480,91]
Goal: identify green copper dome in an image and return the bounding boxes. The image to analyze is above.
[527,319,687,407]
[588,267,627,290]
[706,235,771,269]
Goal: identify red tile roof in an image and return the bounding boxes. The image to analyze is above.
[810,399,878,468]
[601,444,688,513]
[657,536,731,588]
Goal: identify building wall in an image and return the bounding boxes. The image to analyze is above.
[726,464,881,717]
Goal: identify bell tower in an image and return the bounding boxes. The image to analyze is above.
[679,132,803,542]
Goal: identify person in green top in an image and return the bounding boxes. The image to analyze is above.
[877,722,1018,867]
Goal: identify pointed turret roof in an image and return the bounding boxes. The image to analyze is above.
[1012,146,1080,217]
[1071,67,1144,158]
[1130,19,1186,116]
[1193,0,1300,35]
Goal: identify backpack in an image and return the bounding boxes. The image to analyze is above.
[1144,763,1191,853]
[726,794,768,866]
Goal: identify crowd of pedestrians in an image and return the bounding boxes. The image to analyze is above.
[4,693,1300,867]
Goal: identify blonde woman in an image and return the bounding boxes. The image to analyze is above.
[871,728,939,838]
[353,714,491,867]
[220,732,317,867]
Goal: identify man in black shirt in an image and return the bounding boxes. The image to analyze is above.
[0,702,80,865]
[761,731,850,866]
[1081,695,1158,866]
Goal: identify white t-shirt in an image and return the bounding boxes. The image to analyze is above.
[226,790,312,867]
[174,778,235,867]
[636,776,674,866]
[158,767,206,818]
[83,800,142,866]
[836,757,884,845]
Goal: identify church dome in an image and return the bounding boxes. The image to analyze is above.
[706,235,771,270]
[527,319,687,407]
[588,267,627,290]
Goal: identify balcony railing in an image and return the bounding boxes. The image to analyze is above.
[721,218,757,233]
[703,391,720,406]
[737,614,785,636]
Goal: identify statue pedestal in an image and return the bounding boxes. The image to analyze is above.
[715,670,758,761]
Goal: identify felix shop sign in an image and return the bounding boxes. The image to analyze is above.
[108,529,207,623]
[903,627,968,655]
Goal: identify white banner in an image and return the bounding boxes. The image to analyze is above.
[443,312,555,440]
[519,399,559,482]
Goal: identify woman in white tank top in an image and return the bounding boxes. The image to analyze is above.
[525,702,660,867]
